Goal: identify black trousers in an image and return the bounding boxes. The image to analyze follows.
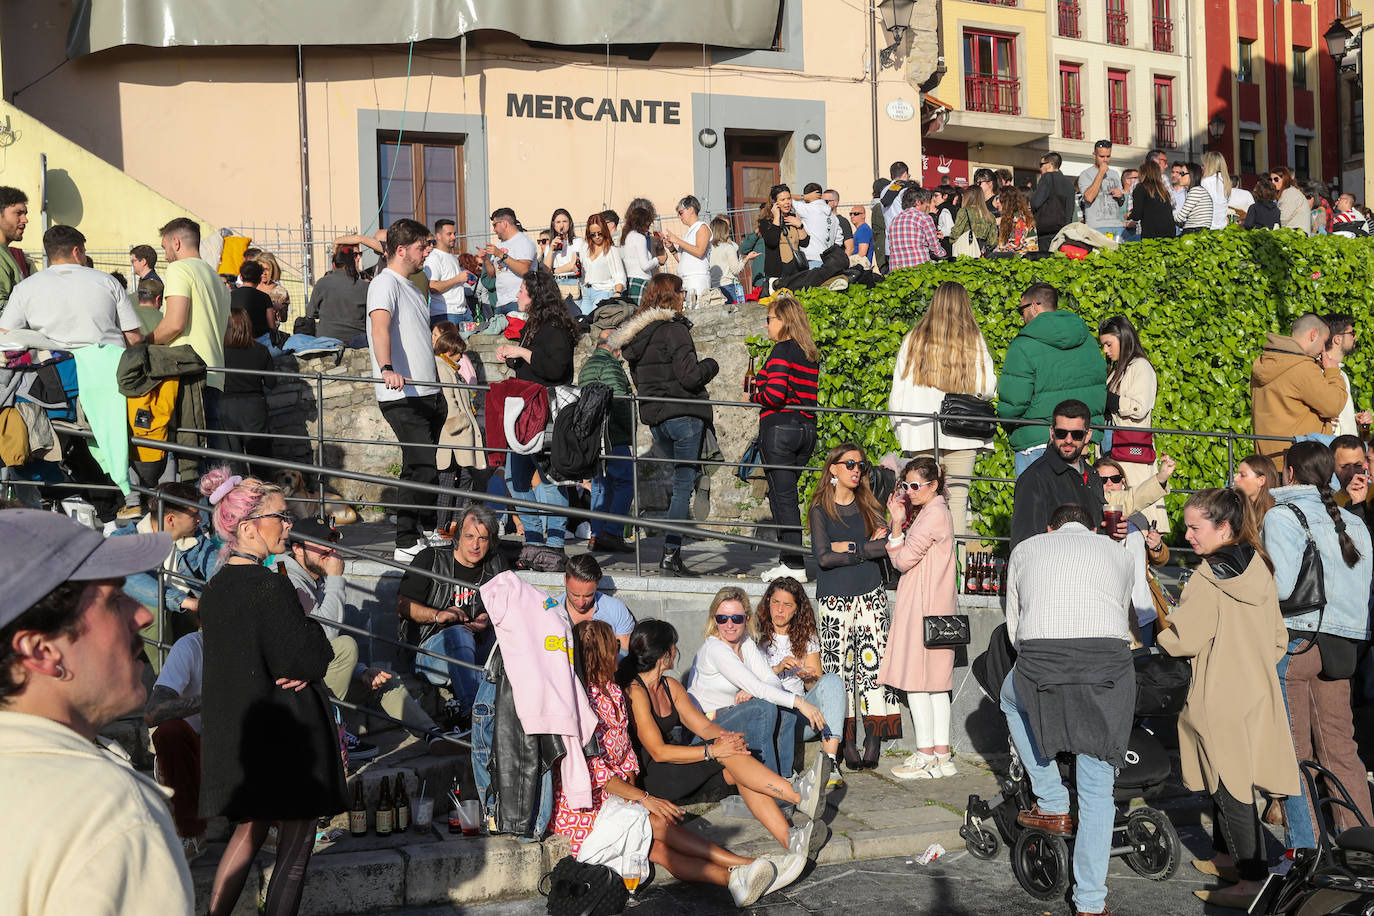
[219,394,272,478]
[379,394,445,547]
[759,416,816,569]
[1212,783,1268,881]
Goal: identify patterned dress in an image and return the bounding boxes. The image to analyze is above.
[550,682,640,857]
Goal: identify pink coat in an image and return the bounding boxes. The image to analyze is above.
[481,571,598,809]
[878,495,957,693]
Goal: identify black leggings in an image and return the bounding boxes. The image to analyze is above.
[759,417,816,569]
[209,818,317,916]
[1212,784,1268,881]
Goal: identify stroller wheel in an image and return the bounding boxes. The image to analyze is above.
[1121,806,1181,881]
[960,823,1001,860]
[1012,828,1071,900]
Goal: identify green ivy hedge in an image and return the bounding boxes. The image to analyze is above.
[762,229,1374,543]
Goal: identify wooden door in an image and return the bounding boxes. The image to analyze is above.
[726,136,782,239]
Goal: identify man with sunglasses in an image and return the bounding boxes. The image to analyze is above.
[482,207,535,316]
[1010,400,1107,550]
[998,283,1107,478]
[848,203,873,264]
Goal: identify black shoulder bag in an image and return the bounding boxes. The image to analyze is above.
[938,393,997,440]
[539,855,628,916]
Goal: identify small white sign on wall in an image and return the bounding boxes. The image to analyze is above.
[886,98,915,122]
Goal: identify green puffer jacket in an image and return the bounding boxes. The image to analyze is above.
[996,310,1108,451]
[577,345,634,446]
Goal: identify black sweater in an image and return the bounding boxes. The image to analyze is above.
[510,324,575,386]
[221,342,279,398]
[810,501,887,599]
[1130,186,1177,239]
[1009,449,1106,550]
[198,562,348,821]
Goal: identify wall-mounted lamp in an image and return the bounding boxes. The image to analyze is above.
[697,128,718,149]
[803,133,823,154]
[877,0,916,70]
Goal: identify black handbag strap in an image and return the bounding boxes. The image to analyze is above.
[1286,503,1315,543]
[1284,503,1323,656]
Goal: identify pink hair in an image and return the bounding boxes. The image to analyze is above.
[198,466,282,551]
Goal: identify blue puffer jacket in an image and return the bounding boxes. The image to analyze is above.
[1264,485,1373,640]
[108,518,222,613]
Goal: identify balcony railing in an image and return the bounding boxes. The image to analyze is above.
[1109,108,1131,145]
[1107,9,1129,45]
[1154,114,1176,149]
[1058,0,1081,36]
[965,74,1021,115]
[1151,16,1174,52]
[1061,104,1085,139]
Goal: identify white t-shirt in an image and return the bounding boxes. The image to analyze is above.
[759,632,821,695]
[1227,187,1255,218]
[423,249,468,318]
[621,230,659,281]
[153,632,204,734]
[365,268,440,403]
[548,237,584,286]
[675,221,710,282]
[0,264,140,348]
[493,233,538,306]
[793,198,838,262]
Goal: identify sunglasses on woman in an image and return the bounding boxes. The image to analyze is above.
[836,459,870,471]
[246,511,293,524]
[714,614,747,625]
[898,480,932,493]
[1098,473,1123,484]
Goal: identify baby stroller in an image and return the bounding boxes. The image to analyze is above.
[1251,761,1374,915]
[959,624,1186,900]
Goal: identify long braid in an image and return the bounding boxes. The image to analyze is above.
[1316,483,1362,568]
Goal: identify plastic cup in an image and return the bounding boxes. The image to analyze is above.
[458,799,482,837]
[413,797,434,829]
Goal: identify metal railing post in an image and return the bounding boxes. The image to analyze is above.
[154,489,168,668]
[315,370,327,521]
[1226,433,1235,487]
[631,394,642,577]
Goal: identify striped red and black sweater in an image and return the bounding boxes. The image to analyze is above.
[751,338,818,425]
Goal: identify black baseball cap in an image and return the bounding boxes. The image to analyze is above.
[290,517,342,544]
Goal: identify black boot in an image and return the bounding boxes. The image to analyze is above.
[861,733,882,770]
[659,548,690,577]
[840,738,862,770]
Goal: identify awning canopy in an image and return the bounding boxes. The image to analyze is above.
[66,0,783,58]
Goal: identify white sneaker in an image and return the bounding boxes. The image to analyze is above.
[890,752,941,780]
[934,752,957,777]
[574,521,592,540]
[760,851,806,895]
[728,859,776,907]
[795,753,829,820]
[788,819,813,856]
[393,542,426,562]
[761,563,809,583]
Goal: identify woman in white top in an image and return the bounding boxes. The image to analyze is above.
[707,216,757,305]
[687,586,825,779]
[619,198,667,303]
[1099,315,1167,531]
[1274,167,1311,234]
[1200,152,1232,230]
[663,195,711,298]
[542,208,584,303]
[1174,162,1216,234]
[753,577,845,785]
[578,212,626,315]
[888,281,996,549]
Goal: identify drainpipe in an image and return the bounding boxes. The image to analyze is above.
[297,45,315,287]
[871,0,880,178]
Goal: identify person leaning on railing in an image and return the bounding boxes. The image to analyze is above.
[752,293,819,583]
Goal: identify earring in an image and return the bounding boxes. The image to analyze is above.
[53,664,67,679]
[830,475,838,487]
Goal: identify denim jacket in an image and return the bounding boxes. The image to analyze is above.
[1264,485,1373,640]
[109,517,222,613]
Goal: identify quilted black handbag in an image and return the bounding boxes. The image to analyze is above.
[923,614,971,648]
[938,393,997,440]
[539,855,628,916]
[1278,504,1325,618]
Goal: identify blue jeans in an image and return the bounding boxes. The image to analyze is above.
[431,311,472,327]
[649,416,705,550]
[1001,672,1115,914]
[780,674,844,774]
[470,672,554,838]
[590,445,634,539]
[703,698,784,775]
[507,452,568,548]
[720,283,743,304]
[581,288,614,315]
[415,626,483,713]
[1014,444,1047,478]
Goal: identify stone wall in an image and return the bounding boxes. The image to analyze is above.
[262,299,773,530]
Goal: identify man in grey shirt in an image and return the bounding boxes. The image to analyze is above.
[1076,140,1126,237]
[1001,502,1135,916]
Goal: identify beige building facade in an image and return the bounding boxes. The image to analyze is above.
[2,0,942,278]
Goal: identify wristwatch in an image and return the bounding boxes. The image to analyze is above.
[381,364,394,372]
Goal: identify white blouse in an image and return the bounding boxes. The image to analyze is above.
[581,247,627,292]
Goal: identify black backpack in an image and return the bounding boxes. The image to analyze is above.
[539,856,628,916]
[547,382,613,482]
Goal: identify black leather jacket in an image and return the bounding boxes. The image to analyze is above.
[486,646,569,838]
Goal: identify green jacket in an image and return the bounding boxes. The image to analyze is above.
[578,345,633,446]
[996,310,1107,451]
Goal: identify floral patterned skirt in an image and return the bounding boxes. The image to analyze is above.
[818,585,904,743]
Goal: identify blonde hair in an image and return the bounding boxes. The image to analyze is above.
[704,587,755,641]
[710,216,733,247]
[900,281,987,392]
[1201,152,1232,198]
[254,251,282,284]
[768,293,819,363]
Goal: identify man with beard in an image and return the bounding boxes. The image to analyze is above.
[0,509,193,913]
[1010,399,1111,549]
[0,186,30,306]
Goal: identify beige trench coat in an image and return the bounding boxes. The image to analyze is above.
[1156,551,1300,803]
[436,354,485,471]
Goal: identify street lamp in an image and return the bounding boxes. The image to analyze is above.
[1325,19,1367,72]
[877,0,916,69]
[1207,115,1225,148]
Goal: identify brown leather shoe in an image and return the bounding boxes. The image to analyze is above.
[1075,907,1109,916]
[1016,805,1074,837]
